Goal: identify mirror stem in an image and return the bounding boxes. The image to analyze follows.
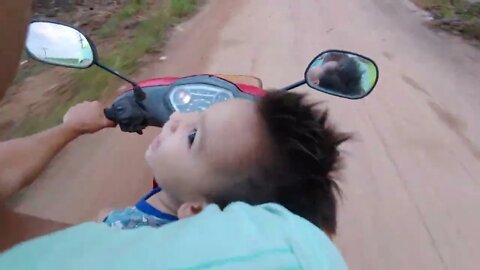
[95,61,145,101]
[279,80,306,91]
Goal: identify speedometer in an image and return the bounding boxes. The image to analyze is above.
[168,83,235,113]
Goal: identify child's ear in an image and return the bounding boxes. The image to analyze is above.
[177,201,207,219]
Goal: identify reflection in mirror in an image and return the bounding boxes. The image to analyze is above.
[305,51,378,99]
[25,22,94,68]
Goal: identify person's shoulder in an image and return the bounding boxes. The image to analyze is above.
[215,203,348,269]
[0,205,348,270]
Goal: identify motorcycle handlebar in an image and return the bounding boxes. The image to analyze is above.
[104,107,116,123]
[103,97,148,134]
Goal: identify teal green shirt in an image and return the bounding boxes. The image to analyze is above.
[0,203,347,270]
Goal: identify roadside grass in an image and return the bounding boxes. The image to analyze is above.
[12,61,50,85]
[415,0,463,17]
[98,0,145,38]
[171,0,197,17]
[9,0,198,138]
[414,0,480,40]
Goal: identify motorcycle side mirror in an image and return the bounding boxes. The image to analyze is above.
[305,50,379,99]
[25,21,145,101]
[25,21,96,69]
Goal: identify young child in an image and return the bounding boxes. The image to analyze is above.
[102,91,349,236]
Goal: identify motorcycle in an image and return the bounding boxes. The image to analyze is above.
[24,20,379,192]
[24,21,379,135]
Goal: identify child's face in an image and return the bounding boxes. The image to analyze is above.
[145,99,265,204]
[307,61,339,87]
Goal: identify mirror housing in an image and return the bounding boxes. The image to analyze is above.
[25,21,97,69]
[24,20,146,102]
[305,50,379,99]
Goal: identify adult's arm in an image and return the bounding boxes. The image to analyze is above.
[0,101,114,201]
[0,205,70,252]
[0,125,81,200]
[0,1,32,99]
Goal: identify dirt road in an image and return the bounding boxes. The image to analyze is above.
[9,0,480,269]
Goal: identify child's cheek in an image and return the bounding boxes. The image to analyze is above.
[155,137,187,168]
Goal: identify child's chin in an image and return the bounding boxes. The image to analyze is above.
[145,142,159,157]
[145,148,155,163]
[145,149,163,168]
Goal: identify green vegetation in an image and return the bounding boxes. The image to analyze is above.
[415,0,463,16]
[415,0,480,40]
[98,0,145,38]
[171,0,198,18]
[10,0,198,138]
[12,61,50,85]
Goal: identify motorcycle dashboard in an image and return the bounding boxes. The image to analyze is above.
[169,83,235,113]
[167,75,254,113]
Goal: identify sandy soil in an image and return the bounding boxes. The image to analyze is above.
[8,0,480,269]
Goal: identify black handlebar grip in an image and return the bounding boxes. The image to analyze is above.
[104,107,117,123]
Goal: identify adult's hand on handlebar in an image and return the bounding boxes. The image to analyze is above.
[63,101,116,135]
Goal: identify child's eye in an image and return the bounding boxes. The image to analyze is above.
[188,129,197,146]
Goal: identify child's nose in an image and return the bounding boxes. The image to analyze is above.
[169,120,179,133]
[167,112,199,132]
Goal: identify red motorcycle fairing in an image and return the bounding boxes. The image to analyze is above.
[138,77,179,87]
[119,76,267,97]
